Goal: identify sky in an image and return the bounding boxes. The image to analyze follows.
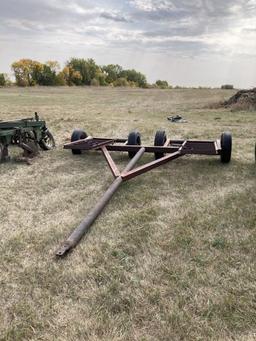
[0,0,256,87]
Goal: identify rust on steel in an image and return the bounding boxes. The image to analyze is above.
[56,132,223,257]
[64,138,219,156]
[121,151,182,181]
[56,147,146,257]
[65,137,115,151]
[106,145,180,154]
[101,146,120,178]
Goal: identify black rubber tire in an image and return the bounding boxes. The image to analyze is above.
[220,132,232,163]
[39,130,56,151]
[154,130,167,159]
[71,129,88,155]
[127,131,141,158]
[0,143,4,162]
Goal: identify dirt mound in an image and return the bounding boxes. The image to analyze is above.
[224,88,256,110]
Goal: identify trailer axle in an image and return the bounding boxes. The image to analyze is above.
[56,129,232,257]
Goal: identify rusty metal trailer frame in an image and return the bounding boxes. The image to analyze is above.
[56,130,231,257]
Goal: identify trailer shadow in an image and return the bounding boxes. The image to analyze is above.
[118,154,254,204]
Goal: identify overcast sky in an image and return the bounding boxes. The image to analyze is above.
[1,0,256,87]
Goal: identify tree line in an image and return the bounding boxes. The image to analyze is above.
[0,58,170,89]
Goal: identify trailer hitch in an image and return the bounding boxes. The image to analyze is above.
[56,128,232,257]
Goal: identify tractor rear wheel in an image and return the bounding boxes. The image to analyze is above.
[127,131,141,158]
[71,129,88,155]
[154,130,167,159]
[220,132,232,163]
[39,130,55,150]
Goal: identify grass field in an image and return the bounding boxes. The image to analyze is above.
[0,87,255,341]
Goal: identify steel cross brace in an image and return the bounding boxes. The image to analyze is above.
[56,143,186,257]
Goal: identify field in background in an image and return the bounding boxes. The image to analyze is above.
[0,87,255,340]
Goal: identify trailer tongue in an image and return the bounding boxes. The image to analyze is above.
[56,129,232,257]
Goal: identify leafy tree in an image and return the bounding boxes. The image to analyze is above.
[46,61,60,74]
[12,59,62,86]
[62,66,82,86]
[55,71,66,86]
[31,61,44,84]
[90,78,100,86]
[113,77,129,87]
[94,68,107,86]
[67,58,100,85]
[120,69,147,88]
[12,59,41,86]
[37,65,54,85]
[11,57,149,88]
[37,61,60,85]
[0,73,6,86]
[102,64,123,84]
[156,80,169,89]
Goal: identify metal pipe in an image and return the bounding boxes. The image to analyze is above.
[56,147,145,257]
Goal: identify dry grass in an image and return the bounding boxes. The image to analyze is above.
[230,102,256,112]
[0,87,255,341]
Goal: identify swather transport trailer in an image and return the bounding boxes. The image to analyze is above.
[56,129,232,257]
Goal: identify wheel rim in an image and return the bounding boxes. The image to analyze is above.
[43,133,55,149]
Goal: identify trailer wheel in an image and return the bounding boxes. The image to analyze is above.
[39,130,56,151]
[154,130,167,159]
[220,132,232,163]
[0,143,4,162]
[71,129,88,155]
[127,131,141,158]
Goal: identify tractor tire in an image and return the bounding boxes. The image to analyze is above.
[220,132,232,163]
[154,130,167,159]
[71,129,88,155]
[127,131,141,159]
[39,130,56,151]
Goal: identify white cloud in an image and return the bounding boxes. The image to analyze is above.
[0,0,256,86]
[129,0,174,11]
